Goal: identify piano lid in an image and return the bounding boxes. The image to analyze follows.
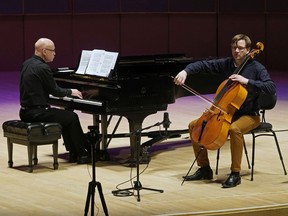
[54,53,193,81]
[110,53,193,79]
[117,53,191,64]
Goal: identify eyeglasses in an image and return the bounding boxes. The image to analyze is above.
[231,46,246,51]
[44,48,56,52]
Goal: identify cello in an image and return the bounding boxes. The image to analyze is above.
[181,42,264,150]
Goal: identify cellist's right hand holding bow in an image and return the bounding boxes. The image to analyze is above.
[174,70,187,85]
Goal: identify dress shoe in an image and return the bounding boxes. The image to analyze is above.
[76,148,91,164]
[77,154,91,164]
[222,172,241,188]
[68,152,78,163]
[183,166,213,181]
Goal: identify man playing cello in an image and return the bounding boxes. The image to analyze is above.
[174,34,276,188]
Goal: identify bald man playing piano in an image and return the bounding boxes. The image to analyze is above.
[19,38,90,164]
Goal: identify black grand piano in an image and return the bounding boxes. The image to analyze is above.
[49,54,223,160]
[49,54,193,159]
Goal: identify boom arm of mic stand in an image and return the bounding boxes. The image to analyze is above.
[132,121,162,135]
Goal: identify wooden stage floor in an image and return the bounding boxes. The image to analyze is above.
[0,71,288,216]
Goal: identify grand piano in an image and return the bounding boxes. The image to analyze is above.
[48,54,223,160]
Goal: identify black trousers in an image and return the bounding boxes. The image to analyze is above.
[20,107,86,155]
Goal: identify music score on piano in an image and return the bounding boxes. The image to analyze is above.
[75,49,118,77]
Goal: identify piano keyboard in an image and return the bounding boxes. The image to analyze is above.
[49,95,103,106]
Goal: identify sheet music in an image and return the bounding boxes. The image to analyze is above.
[85,50,118,77]
[85,49,105,75]
[75,50,93,74]
[97,51,118,77]
[75,49,118,77]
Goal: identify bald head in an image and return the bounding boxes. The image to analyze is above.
[34,38,56,63]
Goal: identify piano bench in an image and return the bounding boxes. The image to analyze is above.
[2,120,62,173]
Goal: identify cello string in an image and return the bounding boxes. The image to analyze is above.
[214,46,263,103]
[214,53,251,103]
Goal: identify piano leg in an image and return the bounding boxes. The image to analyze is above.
[101,115,108,150]
[92,111,157,163]
[92,114,108,149]
[125,111,156,163]
[91,114,111,161]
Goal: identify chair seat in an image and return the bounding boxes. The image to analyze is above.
[3,120,61,144]
[2,120,62,172]
[251,122,272,132]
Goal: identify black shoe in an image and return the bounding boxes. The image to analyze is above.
[68,152,78,163]
[182,166,213,181]
[222,172,241,188]
[77,154,91,164]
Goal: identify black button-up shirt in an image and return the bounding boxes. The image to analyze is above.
[20,55,71,107]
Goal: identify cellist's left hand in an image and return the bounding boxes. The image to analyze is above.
[229,74,249,85]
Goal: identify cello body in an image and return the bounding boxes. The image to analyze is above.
[191,81,248,150]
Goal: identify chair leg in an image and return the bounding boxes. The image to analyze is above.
[7,138,13,168]
[243,139,251,169]
[215,137,250,176]
[271,130,287,175]
[33,145,38,165]
[251,132,256,181]
[52,141,59,170]
[27,145,33,173]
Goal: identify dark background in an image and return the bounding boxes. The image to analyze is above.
[0,0,288,72]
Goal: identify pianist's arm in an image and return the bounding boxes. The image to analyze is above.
[46,69,82,99]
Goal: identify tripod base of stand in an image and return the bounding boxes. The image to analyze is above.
[112,181,163,202]
[85,180,108,216]
[84,126,108,216]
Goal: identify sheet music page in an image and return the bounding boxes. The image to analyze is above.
[96,51,119,77]
[75,50,93,74]
[85,49,105,75]
[85,50,119,77]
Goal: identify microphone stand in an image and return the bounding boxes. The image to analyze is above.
[84,126,109,216]
[112,121,165,202]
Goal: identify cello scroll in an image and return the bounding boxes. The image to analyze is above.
[249,42,264,59]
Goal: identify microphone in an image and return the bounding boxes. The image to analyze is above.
[163,112,171,130]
